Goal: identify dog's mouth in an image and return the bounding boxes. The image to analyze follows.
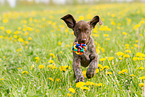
[72,42,87,55]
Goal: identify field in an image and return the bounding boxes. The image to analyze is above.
[0,3,145,97]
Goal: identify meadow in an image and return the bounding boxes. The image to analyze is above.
[0,3,145,97]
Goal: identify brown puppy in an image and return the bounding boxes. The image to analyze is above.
[61,14,102,82]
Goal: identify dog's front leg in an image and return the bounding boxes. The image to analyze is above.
[73,56,84,83]
[86,55,98,78]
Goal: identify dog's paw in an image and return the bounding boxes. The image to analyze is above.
[86,72,95,79]
[75,77,84,83]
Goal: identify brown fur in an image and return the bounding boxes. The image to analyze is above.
[61,14,102,82]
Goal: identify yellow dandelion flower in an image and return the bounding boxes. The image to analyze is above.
[85,81,95,85]
[58,42,62,46]
[22,71,28,74]
[76,82,85,88]
[139,76,145,80]
[107,57,114,61]
[80,87,90,90]
[116,52,124,56]
[0,36,3,38]
[123,54,130,58]
[97,83,102,86]
[39,65,44,69]
[31,64,34,70]
[3,19,8,23]
[59,66,67,72]
[133,57,138,61]
[67,93,71,96]
[98,64,103,68]
[130,74,135,77]
[18,67,21,69]
[6,30,11,34]
[104,34,109,37]
[119,57,123,60]
[49,60,54,64]
[82,70,87,78]
[68,88,75,93]
[137,67,144,70]
[122,32,127,35]
[48,77,54,81]
[99,58,106,61]
[28,37,32,40]
[95,69,99,73]
[139,83,144,87]
[125,50,131,53]
[107,72,112,75]
[56,78,61,82]
[35,57,39,62]
[0,26,5,30]
[18,38,24,42]
[49,53,55,58]
[0,78,4,80]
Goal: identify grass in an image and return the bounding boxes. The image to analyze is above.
[0,3,145,97]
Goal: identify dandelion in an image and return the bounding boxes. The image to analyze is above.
[18,67,21,69]
[22,71,28,74]
[39,65,44,69]
[57,42,62,46]
[49,53,55,58]
[104,34,109,37]
[139,83,144,87]
[18,38,24,42]
[97,83,102,86]
[0,26,5,30]
[56,78,61,82]
[125,50,131,53]
[78,16,84,20]
[107,57,114,61]
[0,78,4,80]
[35,57,39,62]
[116,52,124,56]
[122,32,127,35]
[6,30,11,34]
[80,87,90,90]
[67,93,71,96]
[95,69,99,73]
[133,57,138,61]
[76,82,85,88]
[137,67,144,70]
[85,81,95,85]
[48,77,54,81]
[31,64,34,70]
[68,88,75,93]
[98,64,103,68]
[49,60,54,64]
[139,76,145,80]
[130,74,135,77]
[59,66,67,72]
[119,57,123,60]
[123,54,130,58]
[107,72,112,75]
[28,37,32,40]
[118,69,128,74]
[3,19,8,23]
[47,64,57,69]
[99,58,106,61]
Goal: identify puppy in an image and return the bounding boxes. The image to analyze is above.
[61,14,102,82]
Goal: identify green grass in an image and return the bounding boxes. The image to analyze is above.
[0,3,145,97]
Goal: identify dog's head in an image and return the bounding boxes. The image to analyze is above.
[61,14,102,44]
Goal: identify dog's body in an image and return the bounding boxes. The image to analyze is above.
[61,14,102,82]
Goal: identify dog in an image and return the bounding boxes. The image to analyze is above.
[61,14,102,82]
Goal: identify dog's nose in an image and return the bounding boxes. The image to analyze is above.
[81,39,86,43]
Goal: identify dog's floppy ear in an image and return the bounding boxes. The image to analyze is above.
[61,14,76,29]
[89,16,102,28]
